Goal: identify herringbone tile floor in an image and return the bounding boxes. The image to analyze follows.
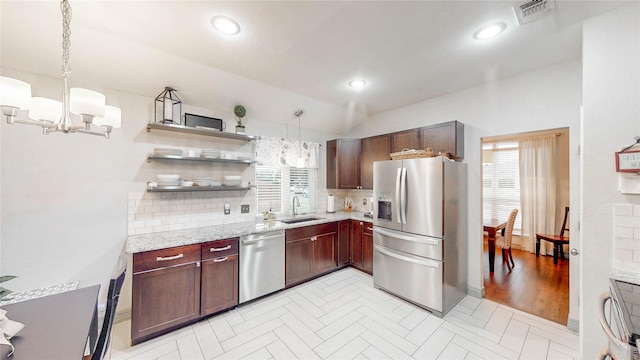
[110,268,579,360]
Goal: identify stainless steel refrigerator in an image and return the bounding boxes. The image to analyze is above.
[373,157,467,317]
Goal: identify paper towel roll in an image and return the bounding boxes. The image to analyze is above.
[327,194,335,213]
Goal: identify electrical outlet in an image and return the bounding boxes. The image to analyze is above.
[224,203,230,215]
[241,204,250,213]
[363,198,367,205]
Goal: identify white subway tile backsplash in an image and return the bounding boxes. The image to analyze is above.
[615,204,633,216]
[128,190,257,236]
[614,203,640,275]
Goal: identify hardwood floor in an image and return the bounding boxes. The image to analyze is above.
[483,242,569,325]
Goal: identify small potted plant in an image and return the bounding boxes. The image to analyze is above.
[234,105,246,134]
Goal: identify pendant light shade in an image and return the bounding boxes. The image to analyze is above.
[93,105,122,128]
[29,97,62,123]
[70,88,106,117]
[0,76,31,110]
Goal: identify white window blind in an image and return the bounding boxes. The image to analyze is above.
[256,165,283,213]
[256,165,317,215]
[482,141,522,232]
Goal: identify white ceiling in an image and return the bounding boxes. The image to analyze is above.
[0,1,628,134]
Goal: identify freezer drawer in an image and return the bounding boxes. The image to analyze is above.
[373,244,443,312]
[373,226,443,261]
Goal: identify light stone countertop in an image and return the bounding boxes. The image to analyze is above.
[126,211,373,253]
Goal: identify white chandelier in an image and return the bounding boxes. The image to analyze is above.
[0,0,121,138]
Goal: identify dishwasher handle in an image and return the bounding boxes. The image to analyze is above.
[241,231,285,245]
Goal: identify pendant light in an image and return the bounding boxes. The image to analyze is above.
[0,0,121,138]
[295,110,305,168]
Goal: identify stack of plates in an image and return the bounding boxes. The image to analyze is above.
[157,174,180,187]
[223,175,242,186]
[201,149,221,159]
[154,148,183,157]
[193,177,221,187]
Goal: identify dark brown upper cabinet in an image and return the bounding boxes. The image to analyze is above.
[360,134,390,190]
[390,128,420,153]
[327,139,361,189]
[419,120,464,159]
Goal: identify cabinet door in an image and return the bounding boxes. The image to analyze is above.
[201,254,238,317]
[420,121,464,159]
[350,220,364,269]
[313,232,337,274]
[363,222,374,274]
[337,220,351,266]
[131,262,201,344]
[360,135,390,190]
[391,129,420,153]
[327,139,361,189]
[285,237,314,286]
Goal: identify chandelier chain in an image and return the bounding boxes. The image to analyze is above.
[61,0,71,80]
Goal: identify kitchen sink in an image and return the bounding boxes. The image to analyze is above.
[279,217,323,224]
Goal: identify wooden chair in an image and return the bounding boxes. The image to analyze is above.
[496,209,518,271]
[535,206,569,265]
[86,256,127,360]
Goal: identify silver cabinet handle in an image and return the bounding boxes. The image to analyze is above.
[210,245,232,252]
[311,236,317,241]
[156,253,184,262]
[366,227,373,232]
[213,257,228,263]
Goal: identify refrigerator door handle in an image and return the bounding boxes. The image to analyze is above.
[400,167,407,224]
[395,168,403,223]
[374,244,440,268]
[373,226,440,246]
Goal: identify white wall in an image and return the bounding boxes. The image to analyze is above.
[0,68,339,314]
[582,2,640,357]
[347,60,582,319]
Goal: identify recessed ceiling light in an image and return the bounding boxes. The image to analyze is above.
[211,16,240,35]
[473,23,506,40]
[348,80,367,88]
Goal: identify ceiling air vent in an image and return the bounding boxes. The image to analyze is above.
[513,0,555,25]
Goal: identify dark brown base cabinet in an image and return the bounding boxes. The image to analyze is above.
[132,239,239,345]
[350,220,373,274]
[285,222,338,286]
[337,220,351,267]
[131,244,201,345]
[200,238,239,317]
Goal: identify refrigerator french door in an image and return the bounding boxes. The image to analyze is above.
[372,157,466,317]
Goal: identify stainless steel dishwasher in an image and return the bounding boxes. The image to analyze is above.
[239,230,285,303]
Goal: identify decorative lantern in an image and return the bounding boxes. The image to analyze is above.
[154,87,181,125]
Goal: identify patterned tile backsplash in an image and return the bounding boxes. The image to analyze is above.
[128,190,256,236]
[614,204,640,275]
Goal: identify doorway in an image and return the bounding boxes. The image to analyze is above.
[481,128,570,325]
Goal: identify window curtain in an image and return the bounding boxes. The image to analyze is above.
[255,136,320,168]
[519,135,557,254]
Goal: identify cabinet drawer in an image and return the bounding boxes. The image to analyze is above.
[363,222,373,235]
[286,222,338,242]
[201,238,239,260]
[134,244,201,274]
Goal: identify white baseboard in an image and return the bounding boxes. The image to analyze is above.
[467,285,484,298]
[566,317,579,332]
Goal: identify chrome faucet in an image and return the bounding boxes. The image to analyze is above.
[292,195,300,216]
